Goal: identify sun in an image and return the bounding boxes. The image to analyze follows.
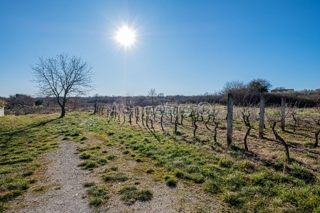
[115,26,136,47]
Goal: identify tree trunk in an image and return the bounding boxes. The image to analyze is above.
[242,112,251,152]
[141,113,145,126]
[193,117,198,138]
[213,122,219,143]
[272,122,290,162]
[160,114,164,132]
[292,113,297,132]
[60,105,66,118]
[93,99,98,114]
[180,115,184,125]
[135,108,139,124]
[205,116,211,131]
[174,115,178,134]
[244,126,251,151]
[153,107,156,121]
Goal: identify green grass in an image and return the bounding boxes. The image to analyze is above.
[77,145,109,169]
[78,160,99,169]
[118,185,153,205]
[88,113,319,212]
[165,176,178,187]
[87,184,109,207]
[103,172,129,182]
[0,113,76,207]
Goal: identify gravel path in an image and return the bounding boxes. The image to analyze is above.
[6,137,226,213]
[7,141,94,213]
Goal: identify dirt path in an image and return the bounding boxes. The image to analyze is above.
[6,135,226,213]
[7,141,94,213]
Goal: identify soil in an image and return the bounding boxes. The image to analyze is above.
[6,141,95,213]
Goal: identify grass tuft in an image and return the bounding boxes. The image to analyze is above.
[118,185,153,205]
[103,172,129,182]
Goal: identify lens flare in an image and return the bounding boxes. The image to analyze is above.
[115,26,136,47]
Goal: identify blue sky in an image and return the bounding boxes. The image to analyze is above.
[1,0,320,97]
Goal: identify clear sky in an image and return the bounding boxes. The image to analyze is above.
[1,0,320,97]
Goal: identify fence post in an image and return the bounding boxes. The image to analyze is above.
[227,93,233,147]
[281,96,286,131]
[259,93,265,139]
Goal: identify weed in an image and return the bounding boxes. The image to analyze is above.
[97,158,108,165]
[80,137,88,141]
[32,185,48,193]
[110,166,118,171]
[107,132,114,136]
[203,180,221,194]
[146,168,154,174]
[222,191,244,207]
[118,185,153,205]
[79,152,91,159]
[83,182,95,187]
[288,163,315,183]
[106,155,117,161]
[78,160,99,169]
[165,177,178,188]
[87,185,109,207]
[89,197,103,206]
[103,172,129,182]
[123,150,130,154]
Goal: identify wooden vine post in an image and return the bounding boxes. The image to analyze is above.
[259,94,265,139]
[227,93,233,147]
[281,96,286,131]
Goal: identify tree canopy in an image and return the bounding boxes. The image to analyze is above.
[32,54,94,118]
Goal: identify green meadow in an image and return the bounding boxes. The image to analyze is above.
[0,111,319,212]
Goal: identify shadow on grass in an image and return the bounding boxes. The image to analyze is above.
[146,126,161,142]
[0,118,59,147]
[284,130,312,139]
[287,158,317,183]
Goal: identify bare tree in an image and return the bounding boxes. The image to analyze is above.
[148,88,157,105]
[32,54,94,118]
[221,80,247,95]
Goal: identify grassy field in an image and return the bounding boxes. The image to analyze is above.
[0,110,319,212]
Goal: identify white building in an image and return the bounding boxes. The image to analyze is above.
[0,107,4,116]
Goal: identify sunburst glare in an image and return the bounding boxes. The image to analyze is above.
[115,25,136,47]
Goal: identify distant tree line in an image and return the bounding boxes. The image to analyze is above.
[2,78,320,116]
